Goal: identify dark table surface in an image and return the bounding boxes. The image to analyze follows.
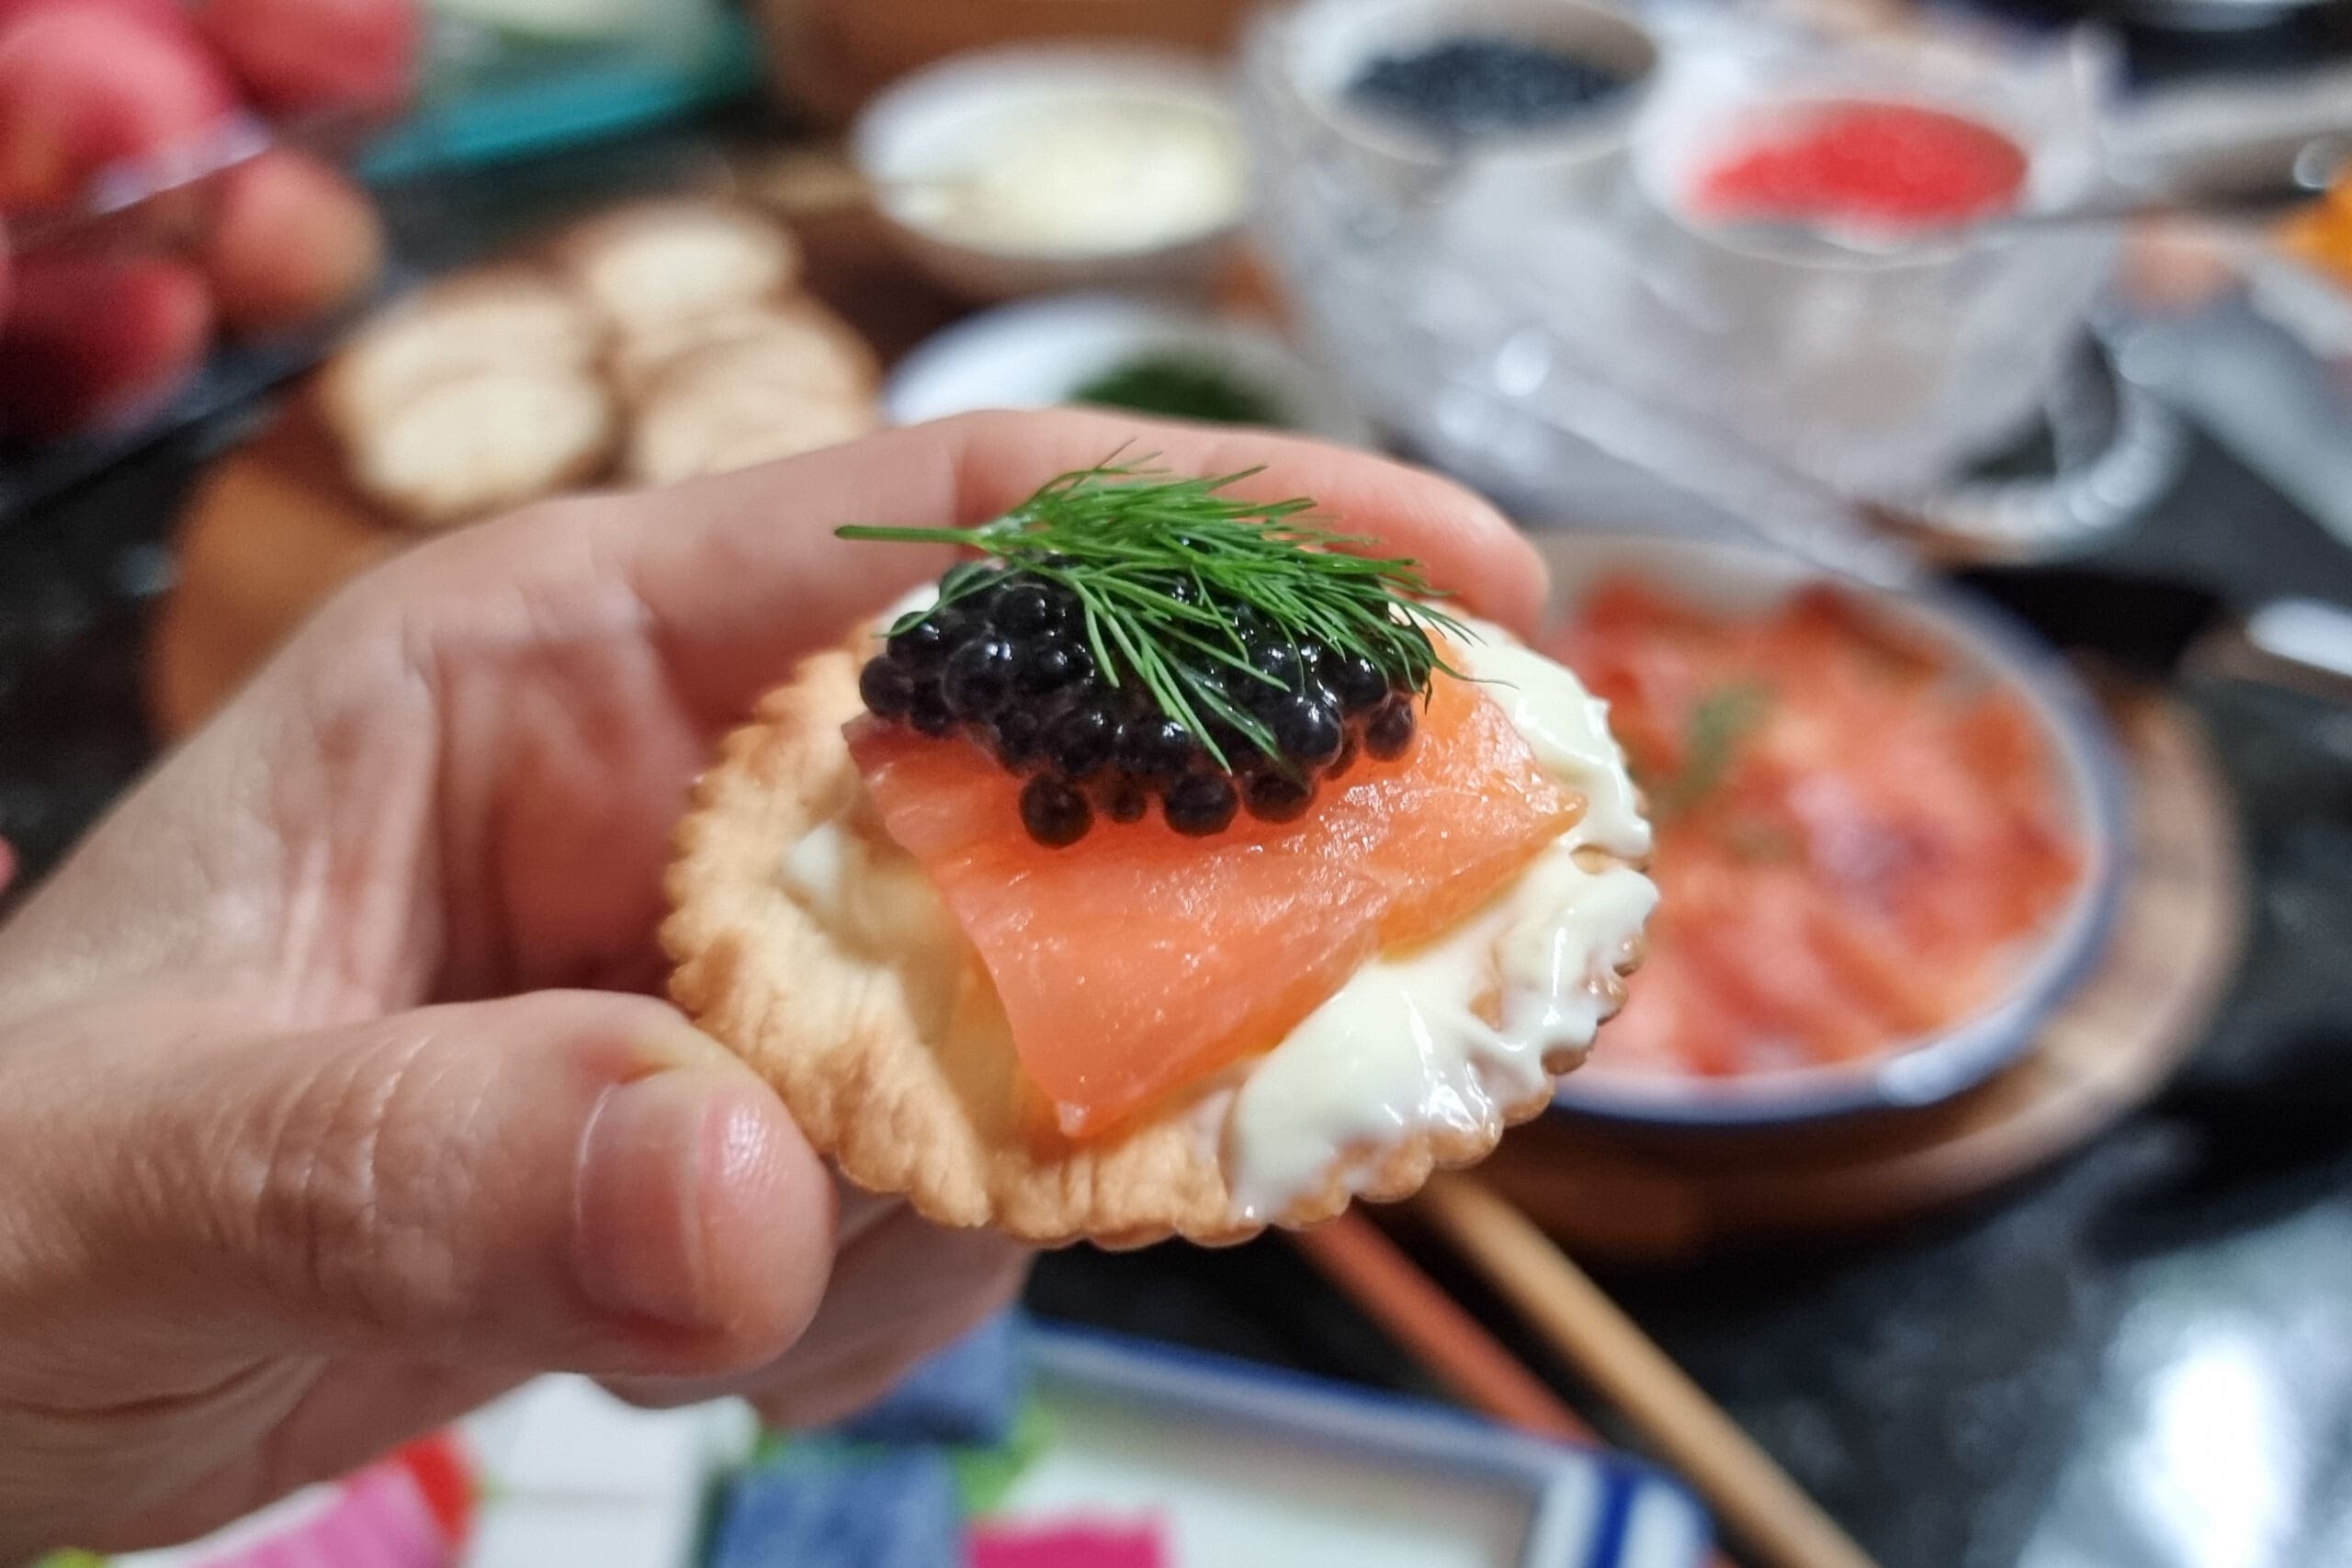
[6,141,2352,1568]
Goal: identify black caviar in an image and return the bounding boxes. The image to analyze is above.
[1348,36,1629,140]
[864,569,1425,846]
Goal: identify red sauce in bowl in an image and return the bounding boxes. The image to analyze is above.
[1690,100,2028,231]
[1548,578,2082,1081]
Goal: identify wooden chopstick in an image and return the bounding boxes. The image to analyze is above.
[1291,1213,1743,1568]
[1291,1211,1594,1442]
[1417,1175,1883,1568]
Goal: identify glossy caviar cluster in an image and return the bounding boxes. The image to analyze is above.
[859,570,1421,846]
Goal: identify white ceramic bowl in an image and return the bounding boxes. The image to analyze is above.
[883,292,1378,446]
[851,43,1249,300]
[1532,532,2130,1127]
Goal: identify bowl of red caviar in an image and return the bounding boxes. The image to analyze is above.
[1532,533,2128,1126]
[1630,38,2091,258]
[1607,35,2113,499]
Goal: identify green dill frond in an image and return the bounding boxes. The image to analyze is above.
[837,456,1469,770]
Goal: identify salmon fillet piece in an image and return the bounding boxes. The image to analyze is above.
[848,671,1578,1137]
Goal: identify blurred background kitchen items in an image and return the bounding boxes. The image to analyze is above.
[752,0,1261,126]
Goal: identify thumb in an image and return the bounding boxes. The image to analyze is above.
[33,990,835,1379]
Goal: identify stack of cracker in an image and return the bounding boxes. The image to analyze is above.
[323,197,882,528]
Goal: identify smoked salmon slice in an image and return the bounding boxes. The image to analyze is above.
[848,671,1579,1138]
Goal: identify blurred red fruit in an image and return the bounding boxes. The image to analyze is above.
[0,251,211,438]
[194,0,422,119]
[0,0,182,26]
[0,0,239,213]
[203,147,384,334]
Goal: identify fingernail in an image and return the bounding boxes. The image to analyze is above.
[573,1069,746,1329]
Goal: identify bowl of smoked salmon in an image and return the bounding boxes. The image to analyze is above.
[1530,533,2126,1127]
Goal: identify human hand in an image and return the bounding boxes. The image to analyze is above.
[0,408,1547,1558]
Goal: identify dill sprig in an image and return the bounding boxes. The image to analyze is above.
[1646,682,1771,819]
[836,456,1470,770]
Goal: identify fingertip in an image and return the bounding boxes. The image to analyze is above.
[572,1062,832,1375]
[697,1070,836,1364]
[1381,464,1551,636]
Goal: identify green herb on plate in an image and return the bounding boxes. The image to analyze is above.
[1071,354,1286,427]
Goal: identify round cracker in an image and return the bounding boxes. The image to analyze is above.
[662,635,1644,1247]
[608,299,879,401]
[347,367,616,528]
[553,199,802,334]
[322,268,603,445]
[626,371,878,488]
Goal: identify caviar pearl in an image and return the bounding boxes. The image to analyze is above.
[943,637,1018,718]
[1014,637,1090,697]
[1204,715,1255,773]
[990,707,1046,769]
[1244,770,1315,824]
[1321,650,1391,714]
[1104,779,1152,824]
[1364,696,1418,760]
[887,615,956,670]
[1116,716,1196,783]
[858,658,914,719]
[990,581,1057,636]
[1048,700,1119,779]
[1267,688,1345,767]
[908,683,956,737]
[1164,773,1240,837]
[1021,776,1092,847]
[1250,639,1303,690]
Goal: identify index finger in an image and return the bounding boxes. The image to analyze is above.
[597,408,1549,719]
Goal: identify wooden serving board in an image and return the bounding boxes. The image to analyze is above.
[1478,693,2248,1262]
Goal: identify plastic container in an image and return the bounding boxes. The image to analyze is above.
[364,0,752,177]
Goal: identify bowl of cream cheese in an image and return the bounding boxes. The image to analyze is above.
[852,43,1252,299]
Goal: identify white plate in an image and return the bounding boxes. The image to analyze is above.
[852,43,1248,300]
[885,292,1378,447]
